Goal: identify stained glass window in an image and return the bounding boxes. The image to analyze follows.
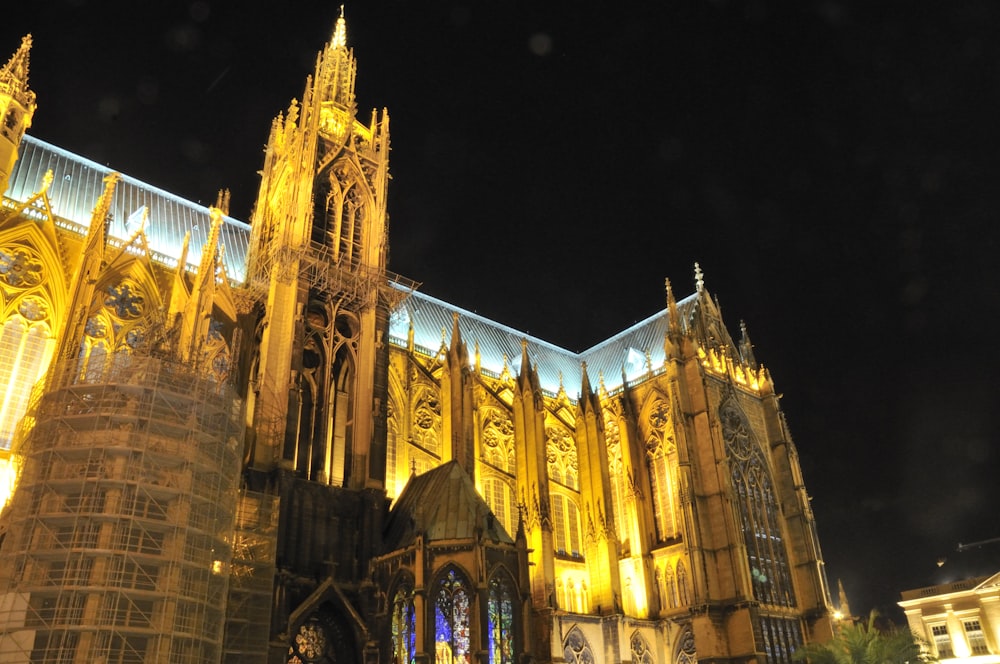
[435,569,470,664]
[392,582,416,664]
[488,574,514,664]
[720,400,795,608]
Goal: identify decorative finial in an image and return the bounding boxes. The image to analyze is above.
[332,6,348,49]
[694,262,704,293]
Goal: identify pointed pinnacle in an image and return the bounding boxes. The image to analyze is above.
[332,6,348,49]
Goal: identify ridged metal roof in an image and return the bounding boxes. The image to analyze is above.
[7,135,250,281]
[389,288,699,398]
[7,135,702,399]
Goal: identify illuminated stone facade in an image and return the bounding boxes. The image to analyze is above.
[0,18,836,664]
[899,574,1000,662]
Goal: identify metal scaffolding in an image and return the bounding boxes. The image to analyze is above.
[221,490,277,664]
[0,355,245,664]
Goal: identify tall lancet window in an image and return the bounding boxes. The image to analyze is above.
[434,568,471,664]
[720,400,796,608]
[0,315,50,448]
[644,398,680,542]
[487,573,514,664]
[391,580,416,664]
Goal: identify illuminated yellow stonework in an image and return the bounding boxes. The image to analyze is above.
[0,21,837,664]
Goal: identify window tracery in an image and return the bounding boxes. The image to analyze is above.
[391,581,416,664]
[546,425,577,489]
[562,627,595,664]
[0,315,50,448]
[551,492,582,557]
[487,573,514,664]
[630,631,653,664]
[483,475,516,537]
[411,385,442,458]
[720,400,795,608]
[434,568,471,664]
[643,398,680,542]
[480,405,515,474]
[0,246,43,288]
[675,626,697,664]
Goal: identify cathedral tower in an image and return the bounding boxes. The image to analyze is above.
[247,11,394,490]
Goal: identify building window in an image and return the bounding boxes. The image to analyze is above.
[630,631,654,664]
[551,493,582,557]
[964,619,989,656]
[488,573,514,664]
[483,476,516,537]
[391,582,416,664]
[931,624,953,659]
[759,615,802,664]
[720,400,795,608]
[644,398,680,542]
[434,568,471,664]
[0,316,50,449]
[563,627,595,664]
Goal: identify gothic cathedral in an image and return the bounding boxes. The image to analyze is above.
[0,17,835,664]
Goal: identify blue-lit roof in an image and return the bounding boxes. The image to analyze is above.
[388,288,699,398]
[7,135,699,398]
[7,135,250,281]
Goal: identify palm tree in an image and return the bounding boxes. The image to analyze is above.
[793,610,935,664]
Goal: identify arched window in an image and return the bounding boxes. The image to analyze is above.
[434,568,471,664]
[720,400,795,608]
[563,627,595,664]
[644,398,680,542]
[483,476,516,538]
[675,626,697,664]
[391,581,416,664]
[551,493,582,557]
[487,573,514,664]
[630,631,654,664]
[0,316,50,449]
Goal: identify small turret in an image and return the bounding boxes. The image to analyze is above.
[0,35,37,195]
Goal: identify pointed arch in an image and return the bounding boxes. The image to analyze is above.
[562,626,595,664]
[432,566,473,664]
[674,625,697,664]
[719,398,795,608]
[629,630,654,664]
[389,571,416,664]
[487,567,516,664]
[481,473,516,539]
[329,344,357,486]
[286,602,358,664]
[639,393,680,543]
[0,315,51,448]
[0,230,64,450]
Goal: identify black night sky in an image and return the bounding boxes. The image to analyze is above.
[5,0,1000,621]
